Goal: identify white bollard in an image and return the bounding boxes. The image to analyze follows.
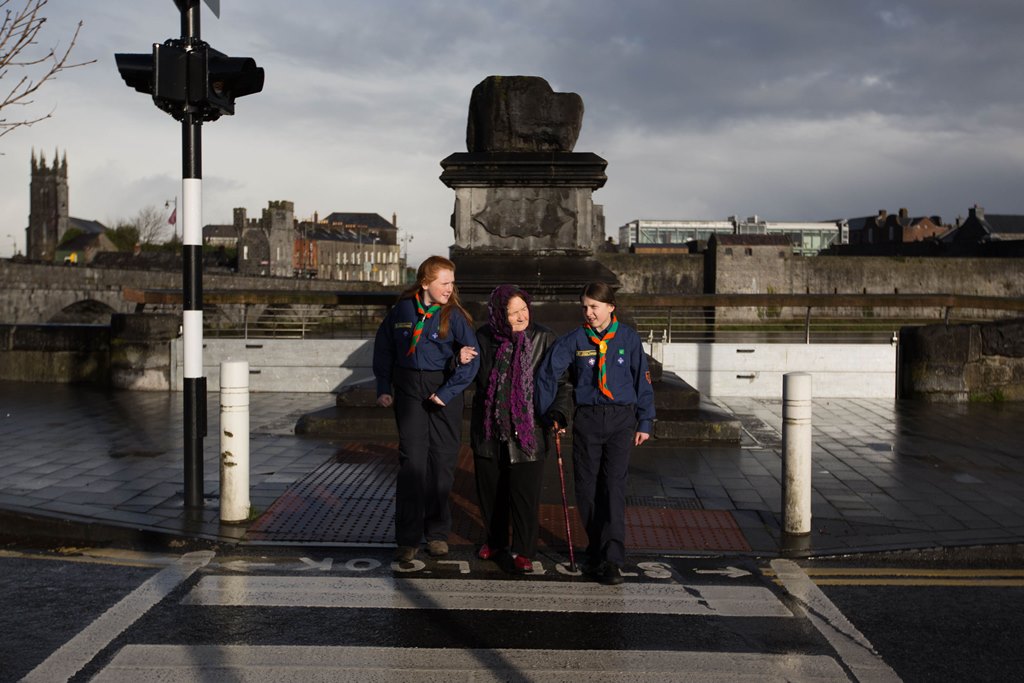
[219,360,250,523]
[782,372,812,535]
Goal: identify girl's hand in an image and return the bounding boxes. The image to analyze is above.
[634,431,650,446]
[459,346,478,366]
[428,393,446,407]
[377,394,393,408]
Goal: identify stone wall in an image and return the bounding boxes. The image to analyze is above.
[109,313,180,391]
[716,255,1024,298]
[596,253,704,294]
[0,323,110,384]
[899,318,1024,401]
[0,260,384,324]
[595,252,1023,301]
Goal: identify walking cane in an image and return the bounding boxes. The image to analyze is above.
[553,424,577,572]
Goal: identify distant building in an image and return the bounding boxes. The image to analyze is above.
[233,204,402,284]
[619,219,733,250]
[237,201,295,278]
[707,233,793,297]
[847,208,949,245]
[26,151,119,263]
[618,216,844,256]
[946,205,1024,244]
[26,150,70,261]
[57,232,117,265]
[56,220,116,264]
[295,212,402,285]
[203,213,240,248]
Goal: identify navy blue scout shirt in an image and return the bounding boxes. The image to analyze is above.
[535,323,655,434]
[373,296,479,405]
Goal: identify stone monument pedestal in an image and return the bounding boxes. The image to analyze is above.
[296,75,740,445]
[441,150,619,333]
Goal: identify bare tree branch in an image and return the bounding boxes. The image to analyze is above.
[133,205,171,245]
[0,0,96,139]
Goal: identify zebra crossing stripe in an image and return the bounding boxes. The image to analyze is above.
[21,551,214,683]
[771,559,902,683]
[91,644,851,682]
[182,575,793,617]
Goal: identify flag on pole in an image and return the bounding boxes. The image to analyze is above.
[168,208,177,226]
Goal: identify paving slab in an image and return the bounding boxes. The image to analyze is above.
[1,380,1024,558]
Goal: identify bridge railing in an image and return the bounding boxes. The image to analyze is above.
[124,288,1024,343]
[619,293,1024,344]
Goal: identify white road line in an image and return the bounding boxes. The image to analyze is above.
[20,550,214,683]
[181,575,793,617]
[771,559,902,683]
[91,644,850,682]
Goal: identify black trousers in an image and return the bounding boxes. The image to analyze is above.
[474,444,545,557]
[572,404,635,566]
[392,368,463,547]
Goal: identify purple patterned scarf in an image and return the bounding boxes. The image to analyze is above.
[483,285,536,456]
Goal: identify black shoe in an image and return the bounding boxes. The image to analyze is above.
[581,558,603,576]
[599,562,624,586]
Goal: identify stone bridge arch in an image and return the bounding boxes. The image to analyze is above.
[48,298,118,324]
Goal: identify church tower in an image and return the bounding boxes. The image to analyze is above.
[27,149,69,262]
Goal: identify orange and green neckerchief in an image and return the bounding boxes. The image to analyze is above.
[407,292,441,356]
[585,315,619,399]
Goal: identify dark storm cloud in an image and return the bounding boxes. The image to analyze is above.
[4,0,1023,259]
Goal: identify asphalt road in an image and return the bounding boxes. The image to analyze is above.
[1,546,1020,682]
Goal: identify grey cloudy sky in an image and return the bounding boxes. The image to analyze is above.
[2,0,1023,262]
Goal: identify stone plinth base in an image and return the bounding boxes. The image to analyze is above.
[296,373,740,445]
[441,152,607,254]
[451,250,621,334]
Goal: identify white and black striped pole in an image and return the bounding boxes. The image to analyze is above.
[115,0,262,510]
[181,0,206,509]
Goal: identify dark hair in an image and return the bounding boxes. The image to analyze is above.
[580,281,616,306]
[399,255,473,337]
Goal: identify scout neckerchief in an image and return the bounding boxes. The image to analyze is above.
[407,291,441,356]
[585,315,619,399]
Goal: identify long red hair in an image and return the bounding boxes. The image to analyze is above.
[400,255,473,338]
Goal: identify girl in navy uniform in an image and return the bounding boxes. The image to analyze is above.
[535,282,654,585]
[373,255,479,563]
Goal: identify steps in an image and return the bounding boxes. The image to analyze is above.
[296,372,741,445]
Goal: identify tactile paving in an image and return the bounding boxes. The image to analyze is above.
[247,443,750,552]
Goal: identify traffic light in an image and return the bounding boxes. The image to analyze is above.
[202,47,264,119]
[115,42,263,121]
[114,50,156,95]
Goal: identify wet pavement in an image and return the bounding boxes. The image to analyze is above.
[1,380,1022,559]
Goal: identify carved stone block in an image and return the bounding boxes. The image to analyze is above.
[466,76,583,153]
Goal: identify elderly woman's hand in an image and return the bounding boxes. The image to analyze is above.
[458,346,478,366]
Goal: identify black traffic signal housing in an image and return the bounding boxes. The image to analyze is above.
[115,41,263,122]
[201,47,264,120]
[114,49,157,95]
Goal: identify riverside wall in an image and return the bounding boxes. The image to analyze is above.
[3,254,1023,400]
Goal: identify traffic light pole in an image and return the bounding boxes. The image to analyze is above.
[115,0,263,510]
[180,0,206,510]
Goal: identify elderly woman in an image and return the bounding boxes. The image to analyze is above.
[460,284,570,572]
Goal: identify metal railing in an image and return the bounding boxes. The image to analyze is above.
[619,293,1024,344]
[124,288,1024,343]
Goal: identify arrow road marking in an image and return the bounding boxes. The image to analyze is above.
[694,566,752,579]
